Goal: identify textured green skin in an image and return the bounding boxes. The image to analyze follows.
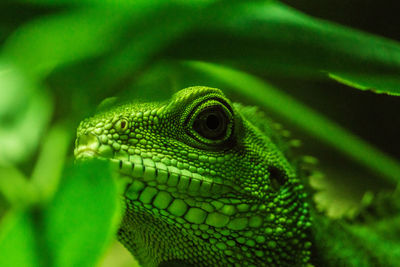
[75,87,400,267]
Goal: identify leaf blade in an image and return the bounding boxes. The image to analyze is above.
[44,160,119,267]
[165,2,400,96]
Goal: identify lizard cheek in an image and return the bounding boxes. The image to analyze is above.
[74,132,100,159]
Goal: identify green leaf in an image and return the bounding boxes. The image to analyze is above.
[31,124,71,202]
[5,1,400,95]
[328,72,400,96]
[51,0,220,94]
[186,61,400,184]
[165,1,400,96]
[1,8,131,80]
[0,63,52,165]
[2,1,217,82]
[0,161,119,267]
[44,160,119,267]
[0,212,40,267]
[0,166,35,211]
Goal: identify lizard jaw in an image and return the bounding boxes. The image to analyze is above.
[74,131,240,197]
[88,155,237,198]
[74,143,239,198]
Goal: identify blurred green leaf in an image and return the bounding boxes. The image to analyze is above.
[2,1,217,82]
[31,124,71,202]
[43,0,221,98]
[0,161,119,267]
[94,1,209,91]
[5,1,400,96]
[2,8,130,80]
[0,212,40,267]
[0,167,35,212]
[165,1,400,96]
[186,61,400,184]
[0,63,52,165]
[44,160,119,267]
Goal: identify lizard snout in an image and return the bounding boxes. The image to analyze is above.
[74,132,100,159]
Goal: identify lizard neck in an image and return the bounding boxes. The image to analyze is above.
[118,200,224,267]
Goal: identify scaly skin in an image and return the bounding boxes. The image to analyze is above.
[75,86,400,266]
[74,87,314,266]
[75,87,400,267]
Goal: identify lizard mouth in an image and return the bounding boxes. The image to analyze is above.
[103,156,236,197]
[74,145,247,229]
[74,143,238,197]
[74,148,98,159]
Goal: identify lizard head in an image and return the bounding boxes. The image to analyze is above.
[75,86,311,266]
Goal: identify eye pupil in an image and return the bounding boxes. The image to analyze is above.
[206,114,220,130]
[192,106,230,141]
[121,121,126,129]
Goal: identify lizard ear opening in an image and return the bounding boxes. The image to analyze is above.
[268,166,288,191]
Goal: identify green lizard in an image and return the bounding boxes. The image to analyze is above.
[74,86,400,267]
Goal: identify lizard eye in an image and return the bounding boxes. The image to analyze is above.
[115,118,129,133]
[193,106,228,140]
[186,99,234,146]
